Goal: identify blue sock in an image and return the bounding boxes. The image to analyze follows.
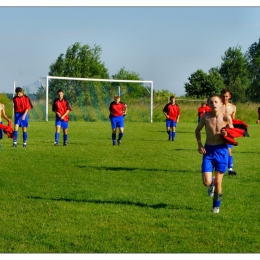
[213,193,222,208]
[118,133,123,140]
[228,156,233,169]
[55,132,60,143]
[64,134,68,144]
[168,130,172,138]
[13,130,18,142]
[23,132,27,143]
[112,133,116,141]
[172,132,176,140]
[211,177,215,186]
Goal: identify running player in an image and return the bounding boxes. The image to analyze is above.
[221,88,237,175]
[162,95,180,141]
[195,94,234,213]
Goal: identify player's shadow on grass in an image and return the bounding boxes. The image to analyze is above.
[27,196,194,211]
[75,165,197,173]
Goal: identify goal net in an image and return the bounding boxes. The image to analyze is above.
[19,76,154,122]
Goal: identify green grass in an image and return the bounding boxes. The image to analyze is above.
[0,121,259,253]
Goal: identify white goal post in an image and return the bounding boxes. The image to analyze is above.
[45,76,154,122]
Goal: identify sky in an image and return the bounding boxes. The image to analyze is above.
[1,2,260,96]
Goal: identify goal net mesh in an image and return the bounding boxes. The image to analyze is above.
[22,77,152,122]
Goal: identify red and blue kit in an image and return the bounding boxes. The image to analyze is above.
[13,95,33,113]
[109,101,127,117]
[52,98,72,122]
[163,103,180,122]
[13,95,33,127]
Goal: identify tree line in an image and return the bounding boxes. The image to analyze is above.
[184,38,260,102]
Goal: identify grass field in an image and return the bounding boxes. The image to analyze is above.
[0,121,259,253]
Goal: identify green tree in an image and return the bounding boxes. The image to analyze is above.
[219,45,250,102]
[184,69,224,98]
[111,67,149,98]
[246,38,260,101]
[48,42,109,104]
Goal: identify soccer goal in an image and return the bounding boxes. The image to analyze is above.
[19,76,154,123]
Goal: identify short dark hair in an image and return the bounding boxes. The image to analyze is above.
[15,87,23,93]
[170,95,175,100]
[57,89,64,93]
[221,88,232,96]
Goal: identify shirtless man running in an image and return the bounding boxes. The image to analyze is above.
[195,94,234,213]
[221,88,237,175]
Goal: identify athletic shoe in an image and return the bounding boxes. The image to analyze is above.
[23,143,27,147]
[113,141,116,146]
[208,185,215,197]
[117,140,121,146]
[228,170,237,175]
[12,143,17,148]
[212,207,220,213]
[54,142,58,146]
[168,136,171,141]
[63,143,67,146]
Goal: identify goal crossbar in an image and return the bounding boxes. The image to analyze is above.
[46,76,154,122]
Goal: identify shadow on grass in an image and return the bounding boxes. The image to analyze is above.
[75,165,197,173]
[27,196,195,211]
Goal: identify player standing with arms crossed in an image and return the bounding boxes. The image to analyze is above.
[221,88,237,175]
[52,89,72,146]
[195,94,234,213]
[109,95,127,146]
[162,95,180,141]
[12,87,33,147]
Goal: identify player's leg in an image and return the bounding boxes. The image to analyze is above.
[117,116,124,145]
[62,121,68,146]
[166,119,171,141]
[171,121,177,141]
[110,117,117,146]
[227,146,236,175]
[21,114,29,147]
[54,119,61,145]
[212,171,224,213]
[12,113,21,147]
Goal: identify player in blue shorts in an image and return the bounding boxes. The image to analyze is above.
[12,87,33,147]
[109,95,127,146]
[195,94,234,214]
[162,96,180,141]
[52,89,72,146]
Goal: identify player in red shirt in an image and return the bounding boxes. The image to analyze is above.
[198,102,207,124]
[12,87,33,147]
[162,95,180,141]
[52,89,72,146]
[109,95,127,146]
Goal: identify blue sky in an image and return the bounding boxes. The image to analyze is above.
[1,5,260,96]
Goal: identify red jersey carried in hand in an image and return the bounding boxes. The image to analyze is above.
[163,103,180,122]
[13,95,33,113]
[52,98,72,122]
[109,101,127,117]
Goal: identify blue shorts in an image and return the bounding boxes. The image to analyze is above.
[110,115,124,129]
[227,144,233,149]
[0,122,3,140]
[202,144,228,174]
[14,112,29,127]
[166,119,177,128]
[55,118,68,129]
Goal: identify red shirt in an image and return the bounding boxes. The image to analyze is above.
[163,103,180,122]
[52,98,72,122]
[109,101,127,116]
[13,95,33,113]
[198,106,207,118]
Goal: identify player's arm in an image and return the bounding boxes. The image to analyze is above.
[61,110,70,120]
[123,105,127,116]
[232,105,236,119]
[162,106,169,119]
[22,109,29,120]
[195,115,206,154]
[1,104,11,122]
